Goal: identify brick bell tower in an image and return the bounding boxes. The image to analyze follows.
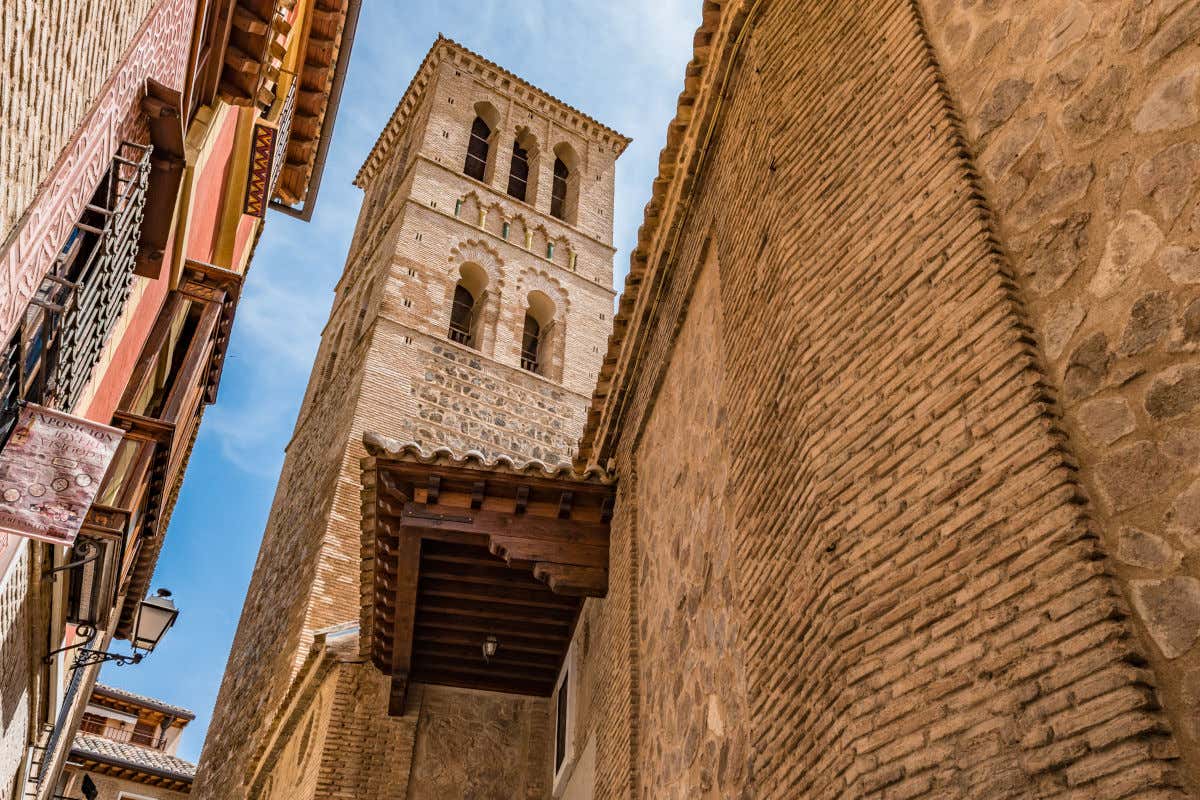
[193,36,629,799]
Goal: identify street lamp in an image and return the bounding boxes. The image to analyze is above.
[131,588,179,653]
[44,588,180,668]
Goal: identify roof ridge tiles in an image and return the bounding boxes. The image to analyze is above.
[362,431,614,484]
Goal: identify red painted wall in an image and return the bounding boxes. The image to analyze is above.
[232,213,257,272]
[83,262,170,424]
[186,108,241,264]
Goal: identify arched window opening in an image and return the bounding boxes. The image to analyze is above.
[352,280,374,340]
[507,138,530,201]
[321,323,345,386]
[464,116,491,181]
[521,313,541,373]
[521,290,557,375]
[550,157,569,221]
[448,262,489,349]
[448,284,476,346]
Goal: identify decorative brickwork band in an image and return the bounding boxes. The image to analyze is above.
[0,0,191,347]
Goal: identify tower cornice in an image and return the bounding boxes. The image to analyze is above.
[355,35,631,189]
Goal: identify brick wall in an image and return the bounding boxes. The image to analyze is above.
[919,0,1200,786]
[0,0,159,242]
[310,663,418,800]
[577,0,1191,797]
[633,256,752,798]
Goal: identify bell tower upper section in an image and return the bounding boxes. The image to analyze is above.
[301,37,629,465]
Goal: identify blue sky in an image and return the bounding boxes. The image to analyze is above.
[100,0,700,763]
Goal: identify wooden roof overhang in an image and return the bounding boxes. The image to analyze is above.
[90,686,196,722]
[192,0,294,113]
[69,750,193,792]
[360,434,615,715]
[112,262,242,637]
[271,0,355,213]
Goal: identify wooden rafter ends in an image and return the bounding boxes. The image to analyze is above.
[275,0,351,209]
[360,435,614,712]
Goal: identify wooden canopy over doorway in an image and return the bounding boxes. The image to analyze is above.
[360,433,614,715]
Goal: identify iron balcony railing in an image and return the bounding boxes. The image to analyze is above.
[1,142,152,443]
[78,718,167,751]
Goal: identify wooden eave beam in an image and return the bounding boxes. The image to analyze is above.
[386,526,420,716]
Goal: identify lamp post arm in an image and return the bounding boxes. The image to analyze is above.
[41,540,100,581]
[42,626,143,668]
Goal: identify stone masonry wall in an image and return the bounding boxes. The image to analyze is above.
[404,685,550,800]
[397,331,586,464]
[0,0,159,242]
[582,0,1192,797]
[633,257,752,799]
[920,0,1200,786]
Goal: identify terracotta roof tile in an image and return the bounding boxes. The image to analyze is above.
[71,733,196,783]
[92,684,195,720]
[362,432,614,484]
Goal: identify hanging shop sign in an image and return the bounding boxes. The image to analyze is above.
[0,404,123,546]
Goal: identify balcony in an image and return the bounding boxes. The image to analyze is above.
[78,717,166,751]
[0,142,151,441]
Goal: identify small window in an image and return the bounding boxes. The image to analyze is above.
[507,139,529,201]
[520,313,540,373]
[449,284,476,346]
[555,668,570,773]
[551,644,577,793]
[550,157,569,220]
[464,116,490,181]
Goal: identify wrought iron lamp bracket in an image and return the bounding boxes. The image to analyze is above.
[41,540,100,581]
[42,623,144,668]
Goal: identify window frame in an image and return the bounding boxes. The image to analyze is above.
[507,138,530,202]
[464,116,491,182]
[551,641,578,794]
[550,157,569,221]
[448,284,477,347]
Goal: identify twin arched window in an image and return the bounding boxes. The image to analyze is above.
[448,284,476,346]
[446,275,556,378]
[447,263,489,350]
[550,157,569,221]
[507,138,530,202]
[464,116,491,182]
[520,313,541,373]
